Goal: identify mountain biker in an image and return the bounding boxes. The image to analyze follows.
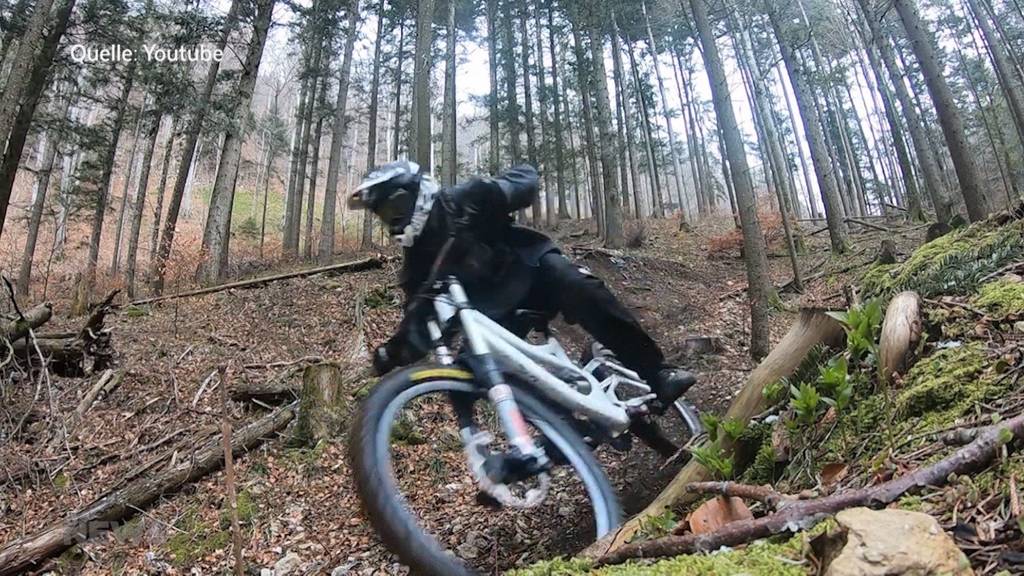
[347,160,695,412]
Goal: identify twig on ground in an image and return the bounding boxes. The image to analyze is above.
[598,411,1024,566]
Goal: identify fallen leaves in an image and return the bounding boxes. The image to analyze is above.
[686,496,754,535]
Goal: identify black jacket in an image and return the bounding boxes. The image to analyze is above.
[385,165,557,362]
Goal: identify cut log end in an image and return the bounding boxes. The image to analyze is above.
[879,291,922,388]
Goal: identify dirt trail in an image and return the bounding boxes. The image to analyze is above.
[1,219,844,574]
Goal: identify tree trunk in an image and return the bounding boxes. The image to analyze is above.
[411,0,435,171]
[519,3,541,225]
[501,0,521,164]
[692,0,772,358]
[284,71,310,256]
[320,4,361,259]
[769,9,849,253]
[854,20,924,220]
[153,0,240,293]
[304,93,325,257]
[0,0,55,157]
[856,0,951,222]
[295,41,322,255]
[734,24,803,291]
[968,0,1024,159]
[534,0,556,225]
[893,0,990,221]
[17,90,71,297]
[642,0,686,218]
[149,117,176,271]
[626,35,664,218]
[584,309,845,556]
[110,104,145,276]
[73,63,136,316]
[581,2,621,245]
[568,6,601,232]
[196,0,275,285]
[441,0,457,186]
[0,0,75,242]
[486,0,499,173]
[124,112,161,299]
[545,8,569,219]
[609,13,633,218]
[673,46,706,218]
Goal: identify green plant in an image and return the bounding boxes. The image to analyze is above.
[636,509,676,539]
[237,216,260,238]
[818,356,854,412]
[828,299,883,362]
[789,381,821,425]
[700,413,721,443]
[691,442,734,480]
[720,418,747,441]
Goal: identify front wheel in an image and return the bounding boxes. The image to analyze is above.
[348,365,622,576]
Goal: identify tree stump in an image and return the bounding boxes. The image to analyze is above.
[295,363,348,445]
[877,238,897,265]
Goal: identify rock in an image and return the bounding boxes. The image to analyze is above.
[456,542,479,559]
[824,508,973,576]
[1014,321,1024,334]
[273,552,302,576]
[331,561,357,576]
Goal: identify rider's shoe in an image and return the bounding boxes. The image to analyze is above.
[647,368,697,414]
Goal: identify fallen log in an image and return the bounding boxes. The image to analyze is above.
[1,303,52,343]
[9,291,117,376]
[581,310,846,559]
[845,218,891,233]
[74,369,123,417]
[598,411,1024,565]
[130,256,385,306]
[878,292,922,387]
[0,402,296,576]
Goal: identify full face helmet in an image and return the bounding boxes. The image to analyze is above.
[348,160,439,247]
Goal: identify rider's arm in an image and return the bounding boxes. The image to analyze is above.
[452,165,540,232]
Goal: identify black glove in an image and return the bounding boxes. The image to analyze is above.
[372,346,395,376]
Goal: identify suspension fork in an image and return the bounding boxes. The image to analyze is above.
[449,289,547,466]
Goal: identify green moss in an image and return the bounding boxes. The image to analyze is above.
[862,219,1024,298]
[123,305,149,318]
[974,278,1024,318]
[822,392,892,463]
[860,263,897,297]
[511,536,807,575]
[165,506,231,566]
[896,343,1003,427]
[895,494,926,512]
[742,441,778,486]
[220,489,256,529]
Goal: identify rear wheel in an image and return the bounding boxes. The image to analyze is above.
[348,365,622,575]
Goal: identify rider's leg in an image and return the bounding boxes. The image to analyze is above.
[533,253,694,405]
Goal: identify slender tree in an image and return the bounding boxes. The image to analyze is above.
[153,0,241,293]
[321,1,361,259]
[893,0,991,220]
[691,0,772,359]
[411,0,435,170]
[197,0,276,285]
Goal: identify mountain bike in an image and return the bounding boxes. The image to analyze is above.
[349,275,703,576]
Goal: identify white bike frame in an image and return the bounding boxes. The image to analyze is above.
[430,279,655,434]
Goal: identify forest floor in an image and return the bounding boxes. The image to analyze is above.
[0,215,931,575]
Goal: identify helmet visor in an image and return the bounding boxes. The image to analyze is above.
[373,188,417,229]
